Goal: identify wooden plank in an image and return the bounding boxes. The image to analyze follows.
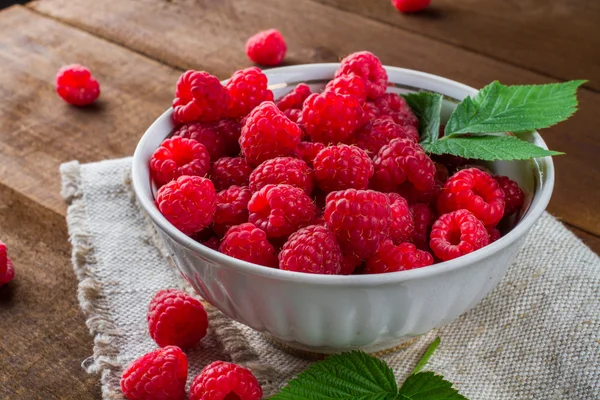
[310,0,600,92]
[564,225,600,257]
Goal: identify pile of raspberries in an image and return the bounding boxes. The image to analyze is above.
[151,51,525,275]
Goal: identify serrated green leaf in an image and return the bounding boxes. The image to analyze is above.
[411,337,440,375]
[271,351,398,400]
[421,135,563,161]
[445,80,585,135]
[402,92,443,143]
[398,372,467,400]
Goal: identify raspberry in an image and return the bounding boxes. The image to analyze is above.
[488,227,501,243]
[354,116,419,156]
[219,223,277,267]
[364,240,433,274]
[430,209,489,261]
[211,157,252,191]
[437,168,505,227]
[174,122,228,161]
[121,346,187,400]
[225,67,274,119]
[340,253,363,275]
[313,145,373,192]
[363,101,380,121]
[283,108,303,124]
[324,189,391,259]
[156,176,217,235]
[371,138,436,193]
[324,75,367,103]
[294,141,326,167]
[150,137,211,186]
[387,193,414,244]
[201,236,221,250]
[214,119,243,156]
[248,184,316,238]
[277,83,312,111]
[279,225,343,274]
[373,93,419,128]
[189,361,262,400]
[250,157,314,195]
[494,175,525,216]
[213,186,252,236]
[392,0,431,13]
[410,203,435,249]
[55,64,100,106]
[0,241,15,286]
[245,29,287,66]
[147,289,208,348]
[302,91,365,145]
[172,70,229,124]
[240,102,302,166]
[335,51,388,100]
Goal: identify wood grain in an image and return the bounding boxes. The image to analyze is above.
[565,224,600,256]
[311,0,600,92]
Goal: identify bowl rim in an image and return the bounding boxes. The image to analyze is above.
[132,64,555,287]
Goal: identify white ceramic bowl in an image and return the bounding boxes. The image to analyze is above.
[132,64,554,354]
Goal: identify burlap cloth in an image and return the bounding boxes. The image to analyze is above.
[60,157,600,400]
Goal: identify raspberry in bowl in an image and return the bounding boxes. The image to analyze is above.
[132,62,554,354]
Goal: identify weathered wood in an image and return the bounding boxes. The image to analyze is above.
[565,224,600,256]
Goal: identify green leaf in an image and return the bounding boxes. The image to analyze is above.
[411,337,441,375]
[402,92,443,143]
[398,372,468,400]
[445,80,586,135]
[271,351,398,400]
[422,135,564,161]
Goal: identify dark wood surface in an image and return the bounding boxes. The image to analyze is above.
[0,2,598,398]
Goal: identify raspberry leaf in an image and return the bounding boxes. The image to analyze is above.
[402,92,443,143]
[398,372,467,400]
[411,337,440,375]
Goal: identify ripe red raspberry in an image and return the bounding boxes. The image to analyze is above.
[121,346,187,400]
[279,225,343,274]
[55,64,100,106]
[410,203,435,249]
[211,157,252,191]
[392,0,431,13]
[0,241,15,286]
[248,184,316,238]
[156,176,217,235]
[363,101,380,121]
[372,138,436,193]
[150,137,211,186]
[335,51,388,100]
[430,209,489,261]
[324,189,392,259]
[283,108,303,125]
[246,29,287,66]
[302,91,365,145]
[387,193,414,244]
[201,236,221,251]
[172,70,229,124]
[340,253,363,275]
[225,67,274,119]
[373,93,419,128]
[214,119,243,156]
[353,116,419,156]
[365,240,433,274]
[213,186,252,236]
[174,122,232,161]
[277,83,312,111]
[437,168,505,227]
[488,227,501,243]
[396,162,447,205]
[313,145,373,192]
[324,75,367,103]
[147,289,208,348]
[189,361,262,400]
[250,157,314,195]
[240,102,302,166]
[494,175,525,216]
[294,141,326,167]
[219,223,277,267]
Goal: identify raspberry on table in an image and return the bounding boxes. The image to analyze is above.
[410,203,435,250]
[150,137,211,186]
[364,240,433,274]
[55,64,100,106]
[488,227,502,243]
[211,157,252,191]
[372,93,419,128]
[172,70,229,124]
[324,189,392,259]
[353,116,419,156]
[156,175,217,235]
[218,223,277,267]
[494,175,525,216]
[429,209,489,261]
[147,289,208,349]
[392,0,431,13]
[240,102,302,166]
[335,51,388,100]
[248,184,316,238]
[279,225,343,274]
[246,29,287,66]
[437,168,505,227]
[387,193,414,244]
[213,186,252,236]
[0,241,15,286]
[174,122,229,161]
[277,83,312,111]
[324,75,367,104]
[294,141,326,167]
[189,361,262,400]
[249,157,314,195]
[301,91,366,145]
[313,144,373,192]
[225,67,274,119]
[121,346,188,400]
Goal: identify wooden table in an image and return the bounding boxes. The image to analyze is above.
[0,1,598,398]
